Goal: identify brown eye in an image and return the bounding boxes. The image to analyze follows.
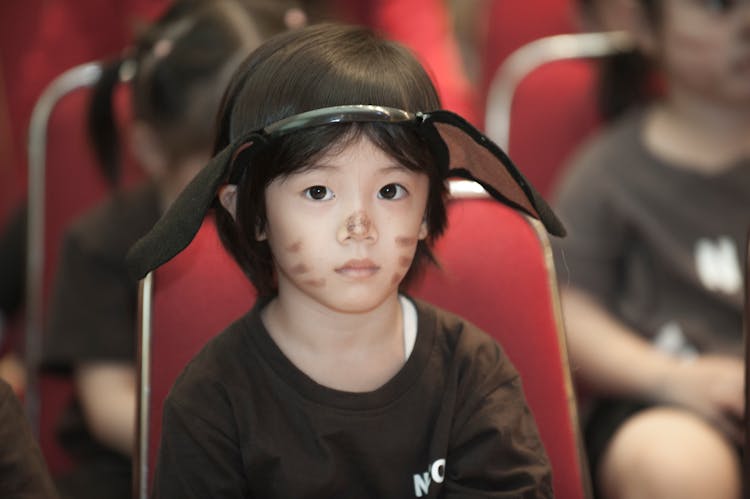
[378,183,407,200]
[305,185,334,201]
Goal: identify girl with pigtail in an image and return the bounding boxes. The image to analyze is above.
[42,2,287,497]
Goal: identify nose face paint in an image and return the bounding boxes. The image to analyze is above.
[346,210,372,237]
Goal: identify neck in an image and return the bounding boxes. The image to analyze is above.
[261,288,405,392]
[156,154,209,212]
[266,289,402,353]
[666,84,750,132]
[644,89,750,173]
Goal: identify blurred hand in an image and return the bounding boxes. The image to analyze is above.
[655,355,744,444]
[0,352,26,396]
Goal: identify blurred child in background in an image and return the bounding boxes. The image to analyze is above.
[41,1,294,497]
[555,0,750,497]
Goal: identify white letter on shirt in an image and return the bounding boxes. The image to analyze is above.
[413,472,431,497]
[430,459,446,483]
[694,237,741,295]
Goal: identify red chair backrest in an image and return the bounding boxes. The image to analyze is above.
[145,217,257,478]
[478,0,578,123]
[507,58,601,197]
[410,198,589,497]
[142,198,589,497]
[485,31,634,198]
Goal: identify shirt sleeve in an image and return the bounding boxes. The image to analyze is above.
[0,380,60,499]
[152,376,248,499]
[44,228,136,368]
[553,143,628,305]
[444,341,553,498]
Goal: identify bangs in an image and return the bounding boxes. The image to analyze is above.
[239,121,438,187]
[224,25,441,142]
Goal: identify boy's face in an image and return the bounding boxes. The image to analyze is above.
[654,0,750,105]
[260,135,430,313]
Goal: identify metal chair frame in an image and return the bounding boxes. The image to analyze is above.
[484,30,634,150]
[25,62,103,432]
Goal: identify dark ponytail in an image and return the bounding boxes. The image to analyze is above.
[86,0,265,186]
[595,0,662,122]
[597,51,654,121]
[87,58,126,187]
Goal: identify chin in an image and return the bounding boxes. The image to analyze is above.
[319,288,398,315]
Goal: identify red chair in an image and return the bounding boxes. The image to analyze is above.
[410,194,590,498]
[134,215,257,499]
[484,31,634,197]
[25,62,143,475]
[136,188,592,498]
[477,0,578,125]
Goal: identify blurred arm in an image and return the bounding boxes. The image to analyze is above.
[76,362,136,456]
[562,286,744,442]
[562,286,678,399]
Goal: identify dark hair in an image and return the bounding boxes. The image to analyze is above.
[87,0,263,186]
[214,23,447,297]
[590,0,662,121]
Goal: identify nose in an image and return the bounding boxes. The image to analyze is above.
[337,210,377,243]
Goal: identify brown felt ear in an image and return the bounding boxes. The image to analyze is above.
[425,111,566,237]
[434,122,536,217]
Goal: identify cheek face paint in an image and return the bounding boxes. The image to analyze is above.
[286,241,303,253]
[398,255,412,268]
[290,263,309,275]
[303,278,326,288]
[395,236,417,247]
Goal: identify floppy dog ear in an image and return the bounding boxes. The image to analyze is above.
[419,110,566,237]
[126,134,264,279]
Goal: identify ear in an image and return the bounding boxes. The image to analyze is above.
[255,223,267,242]
[218,184,238,220]
[130,121,168,179]
[417,219,429,240]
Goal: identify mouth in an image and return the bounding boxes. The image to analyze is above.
[335,259,380,278]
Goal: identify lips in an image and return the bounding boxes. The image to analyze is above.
[335,259,380,277]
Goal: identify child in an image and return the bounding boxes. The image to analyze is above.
[128,23,565,498]
[42,2,267,497]
[554,1,750,498]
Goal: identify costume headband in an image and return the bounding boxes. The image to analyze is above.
[127,105,565,278]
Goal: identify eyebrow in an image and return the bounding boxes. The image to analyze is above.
[378,163,413,174]
[296,161,413,175]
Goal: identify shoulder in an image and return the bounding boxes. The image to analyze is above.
[167,310,258,411]
[64,182,160,260]
[558,110,646,194]
[412,299,519,386]
[574,110,645,167]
